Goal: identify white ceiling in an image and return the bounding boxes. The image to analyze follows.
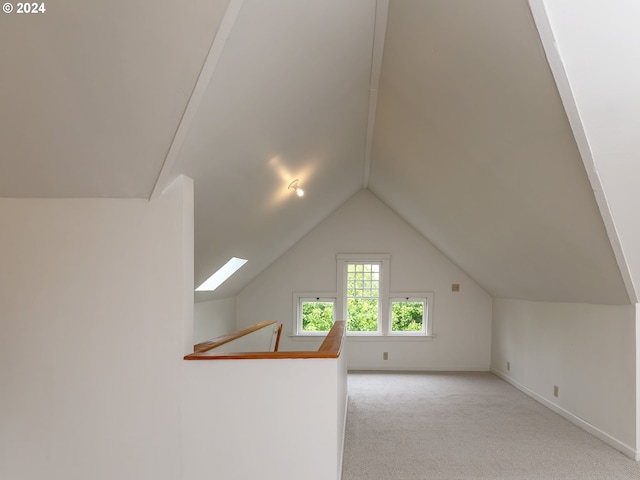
[168,0,376,300]
[536,0,640,302]
[0,0,632,304]
[0,0,231,197]
[368,0,629,304]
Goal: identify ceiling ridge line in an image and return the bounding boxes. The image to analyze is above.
[363,0,389,189]
[149,0,245,200]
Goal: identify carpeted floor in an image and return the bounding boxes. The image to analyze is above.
[341,371,640,480]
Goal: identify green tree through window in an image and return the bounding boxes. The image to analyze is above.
[296,255,431,337]
[391,300,424,332]
[347,262,380,332]
[301,300,334,331]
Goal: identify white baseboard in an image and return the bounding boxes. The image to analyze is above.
[347,365,491,372]
[491,368,638,461]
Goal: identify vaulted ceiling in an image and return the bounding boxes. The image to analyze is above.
[0,0,634,304]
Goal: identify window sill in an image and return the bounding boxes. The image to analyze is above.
[290,334,435,342]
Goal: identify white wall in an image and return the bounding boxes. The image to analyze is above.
[0,177,194,480]
[491,298,637,457]
[181,353,348,480]
[200,321,277,353]
[194,297,236,344]
[637,306,640,456]
[237,189,492,371]
[336,346,348,475]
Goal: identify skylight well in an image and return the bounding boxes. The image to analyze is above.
[196,257,248,292]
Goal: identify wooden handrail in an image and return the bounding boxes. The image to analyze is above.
[184,321,346,360]
[193,320,276,354]
[317,320,345,353]
[274,323,283,352]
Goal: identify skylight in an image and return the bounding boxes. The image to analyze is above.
[195,257,248,292]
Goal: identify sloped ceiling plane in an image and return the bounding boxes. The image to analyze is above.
[1,0,636,305]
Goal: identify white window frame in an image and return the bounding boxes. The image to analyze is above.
[292,292,337,336]
[388,292,433,336]
[291,256,434,341]
[337,254,390,335]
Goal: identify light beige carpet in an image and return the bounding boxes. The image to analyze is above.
[341,372,640,480]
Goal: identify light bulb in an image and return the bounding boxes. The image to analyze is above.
[288,179,305,197]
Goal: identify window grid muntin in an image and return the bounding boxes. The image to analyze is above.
[346,261,381,333]
[347,262,380,299]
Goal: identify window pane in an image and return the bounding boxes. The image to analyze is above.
[347,298,378,331]
[344,260,383,333]
[302,301,334,331]
[391,301,424,332]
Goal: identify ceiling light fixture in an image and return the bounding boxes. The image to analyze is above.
[288,179,304,197]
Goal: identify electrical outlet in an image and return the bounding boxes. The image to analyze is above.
[507,361,510,371]
[451,284,460,292]
[553,385,559,397]
[383,352,388,360]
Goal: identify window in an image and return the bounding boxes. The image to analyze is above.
[346,262,380,332]
[292,255,433,339]
[390,296,430,335]
[195,257,248,292]
[337,254,390,334]
[293,293,336,335]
